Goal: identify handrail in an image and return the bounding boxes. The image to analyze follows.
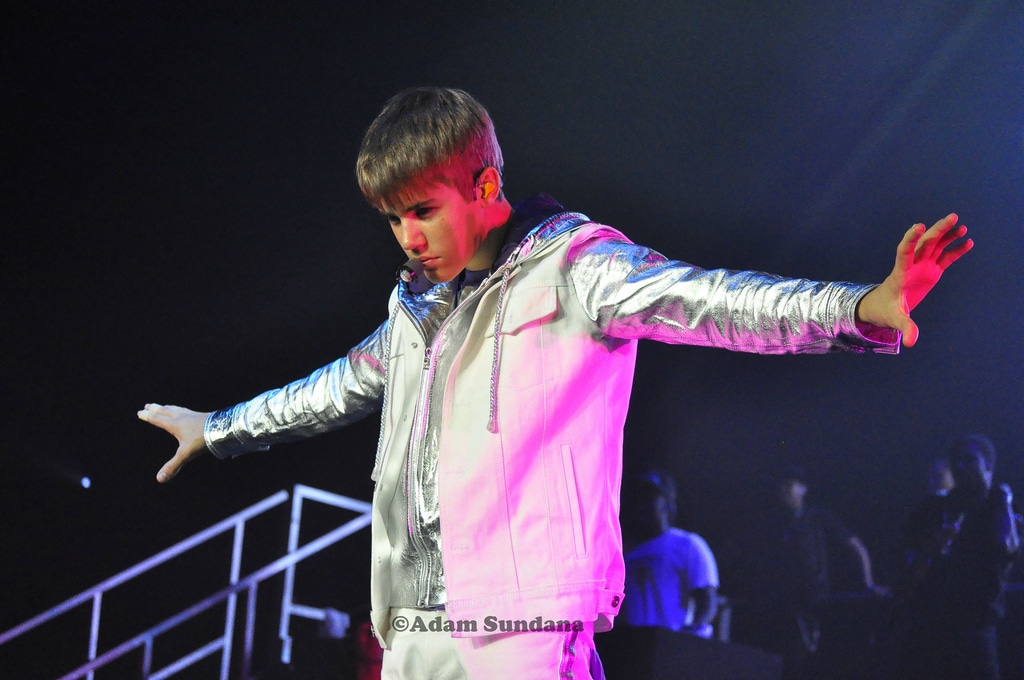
[56,509,373,680]
[0,486,373,680]
[0,490,289,647]
[278,484,373,663]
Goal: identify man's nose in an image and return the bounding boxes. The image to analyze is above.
[397,222,425,253]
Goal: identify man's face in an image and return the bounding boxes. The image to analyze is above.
[928,459,955,495]
[383,181,486,284]
[778,478,807,512]
[952,451,993,501]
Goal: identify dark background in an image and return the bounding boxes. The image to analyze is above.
[2,0,1022,675]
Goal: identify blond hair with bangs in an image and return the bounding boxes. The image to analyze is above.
[356,87,504,210]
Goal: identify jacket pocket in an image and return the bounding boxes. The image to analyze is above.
[488,286,563,393]
[560,443,587,558]
[497,285,560,336]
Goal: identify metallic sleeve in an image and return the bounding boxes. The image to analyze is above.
[567,229,900,355]
[204,319,390,459]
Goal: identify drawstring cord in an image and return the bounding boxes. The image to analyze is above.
[487,264,513,433]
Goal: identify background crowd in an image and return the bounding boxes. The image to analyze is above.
[617,434,1023,680]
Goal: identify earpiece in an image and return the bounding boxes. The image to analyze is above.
[477,181,495,200]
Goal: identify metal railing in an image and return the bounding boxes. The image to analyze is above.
[0,484,372,679]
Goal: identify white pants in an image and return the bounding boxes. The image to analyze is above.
[381,607,604,680]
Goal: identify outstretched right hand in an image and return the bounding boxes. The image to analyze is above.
[137,403,212,483]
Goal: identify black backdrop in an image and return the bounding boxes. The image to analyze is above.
[3,1,1022,673]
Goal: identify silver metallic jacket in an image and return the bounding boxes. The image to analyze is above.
[203,196,900,641]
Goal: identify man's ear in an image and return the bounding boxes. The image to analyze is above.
[474,166,501,203]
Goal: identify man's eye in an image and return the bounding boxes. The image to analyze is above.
[415,207,434,219]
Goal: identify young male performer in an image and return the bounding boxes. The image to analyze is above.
[140,87,972,679]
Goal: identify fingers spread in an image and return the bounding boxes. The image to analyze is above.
[137,403,162,422]
[936,236,974,270]
[924,213,958,236]
[926,221,972,270]
[898,224,926,264]
[936,223,968,247]
[914,214,965,262]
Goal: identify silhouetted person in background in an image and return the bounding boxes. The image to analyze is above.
[621,471,720,638]
[729,463,886,680]
[927,455,955,497]
[890,434,1022,680]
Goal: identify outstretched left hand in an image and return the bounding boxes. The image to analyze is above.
[856,213,973,347]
